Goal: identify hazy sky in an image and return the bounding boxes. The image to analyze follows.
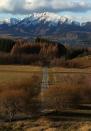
[0,0,91,22]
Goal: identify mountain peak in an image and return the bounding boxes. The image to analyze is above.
[0,12,80,27]
[20,12,74,27]
[30,12,69,24]
[1,12,91,37]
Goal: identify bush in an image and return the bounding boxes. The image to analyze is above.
[0,76,41,121]
[0,89,26,121]
[42,75,91,111]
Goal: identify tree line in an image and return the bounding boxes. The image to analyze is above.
[0,37,89,66]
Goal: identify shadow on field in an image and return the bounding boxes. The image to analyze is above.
[41,110,91,122]
[1,108,91,124]
[0,114,41,123]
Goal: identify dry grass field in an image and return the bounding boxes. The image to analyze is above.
[1,118,91,131]
[0,65,91,131]
[0,65,42,88]
[0,65,42,72]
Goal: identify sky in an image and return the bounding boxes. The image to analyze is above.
[0,0,91,22]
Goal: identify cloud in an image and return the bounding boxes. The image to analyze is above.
[0,0,91,14]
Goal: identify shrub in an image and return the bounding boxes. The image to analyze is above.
[0,89,26,121]
[0,76,41,121]
[42,75,91,111]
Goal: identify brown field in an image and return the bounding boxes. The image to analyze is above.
[0,65,42,90]
[67,55,91,68]
[50,55,91,69]
[0,65,91,130]
[1,118,91,131]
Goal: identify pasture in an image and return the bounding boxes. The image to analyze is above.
[0,65,42,88]
[0,65,91,131]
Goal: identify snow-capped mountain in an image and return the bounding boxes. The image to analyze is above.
[17,12,76,27]
[0,12,91,37]
[0,12,81,27]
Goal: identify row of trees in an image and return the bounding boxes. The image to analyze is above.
[11,39,67,58]
[0,38,15,52]
[0,38,90,65]
[0,38,66,57]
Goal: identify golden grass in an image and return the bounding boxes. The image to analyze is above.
[42,72,91,111]
[1,118,91,131]
[0,65,91,130]
[70,55,91,68]
[49,55,91,71]
[0,65,42,72]
[49,66,91,73]
[0,65,42,89]
[49,72,90,85]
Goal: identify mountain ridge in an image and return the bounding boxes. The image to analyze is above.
[0,12,81,26]
[0,12,91,39]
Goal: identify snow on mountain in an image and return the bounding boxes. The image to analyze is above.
[0,12,81,27]
[1,12,91,36]
[0,18,20,25]
[0,19,10,24]
[18,12,75,27]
